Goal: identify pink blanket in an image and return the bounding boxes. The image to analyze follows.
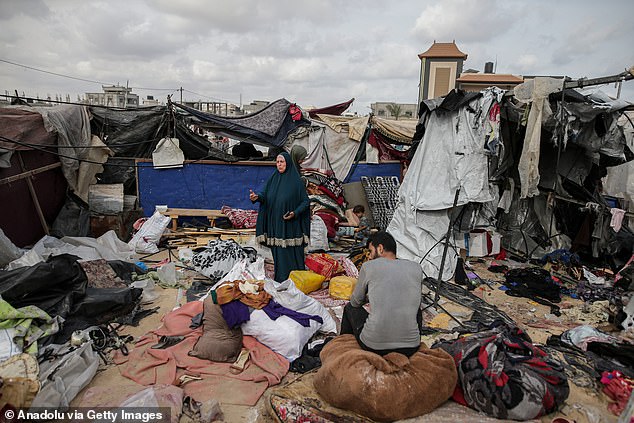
[114,301,289,406]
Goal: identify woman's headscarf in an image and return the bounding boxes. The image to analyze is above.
[290,145,308,171]
[255,152,310,247]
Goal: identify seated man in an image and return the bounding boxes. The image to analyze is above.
[340,231,422,357]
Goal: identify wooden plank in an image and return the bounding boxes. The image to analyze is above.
[17,152,49,235]
[0,162,62,186]
[161,208,224,218]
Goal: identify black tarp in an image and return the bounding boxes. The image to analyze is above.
[175,99,310,147]
[89,106,236,161]
[0,254,142,342]
[89,106,238,194]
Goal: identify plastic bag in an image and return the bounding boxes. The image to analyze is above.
[130,278,160,303]
[309,215,329,252]
[128,211,171,254]
[157,262,178,286]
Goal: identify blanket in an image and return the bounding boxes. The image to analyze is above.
[114,301,289,406]
[314,334,457,421]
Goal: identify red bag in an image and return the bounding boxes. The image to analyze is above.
[305,253,344,281]
[289,104,302,121]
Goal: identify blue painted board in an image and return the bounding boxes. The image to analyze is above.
[137,162,274,216]
[138,161,402,217]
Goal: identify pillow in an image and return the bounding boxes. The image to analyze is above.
[189,298,242,363]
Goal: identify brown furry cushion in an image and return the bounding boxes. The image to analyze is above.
[189,298,242,363]
[314,334,457,421]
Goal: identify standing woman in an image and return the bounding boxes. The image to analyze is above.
[250,152,310,281]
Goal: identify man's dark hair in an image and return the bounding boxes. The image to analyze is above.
[368,231,397,254]
[352,205,365,214]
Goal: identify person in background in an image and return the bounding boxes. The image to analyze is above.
[340,231,423,357]
[290,145,308,170]
[337,205,370,242]
[250,152,310,281]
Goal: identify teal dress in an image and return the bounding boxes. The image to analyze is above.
[254,152,310,281]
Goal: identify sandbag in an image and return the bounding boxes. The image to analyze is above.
[189,298,242,363]
[314,335,457,421]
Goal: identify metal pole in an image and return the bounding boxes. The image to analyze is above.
[432,187,460,308]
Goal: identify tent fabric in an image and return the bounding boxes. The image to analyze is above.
[387,207,458,280]
[307,98,354,118]
[370,116,417,144]
[0,105,98,201]
[75,135,112,203]
[315,114,369,142]
[604,111,634,202]
[38,105,93,200]
[90,106,230,161]
[387,88,503,278]
[514,77,564,199]
[288,122,361,182]
[0,107,57,151]
[175,99,310,147]
[397,88,500,211]
[367,130,410,161]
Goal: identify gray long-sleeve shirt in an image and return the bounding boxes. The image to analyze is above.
[350,257,423,350]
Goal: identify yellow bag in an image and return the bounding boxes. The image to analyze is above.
[329,276,358,300]
[289,270,326,294]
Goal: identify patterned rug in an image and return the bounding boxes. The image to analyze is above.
[361,176,400,230]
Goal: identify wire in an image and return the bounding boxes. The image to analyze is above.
[1,58,110,85]
[0,134,226,169]
[181,89,238,105]
[1,58,178,92]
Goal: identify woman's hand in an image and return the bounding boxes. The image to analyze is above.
[283,211,295,220]
[249,189,258,202]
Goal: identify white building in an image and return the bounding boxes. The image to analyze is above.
[85,85,139,107]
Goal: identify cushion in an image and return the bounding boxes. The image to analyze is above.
[189,298,242,363]
[314,335,457,421]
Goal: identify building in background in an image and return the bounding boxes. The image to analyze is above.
[242,100,270,115]
[418,41,468,103]
[457,61,524,92]
[142,95,160,106]
[370,102,417,120]
[85,85,139,107]
[418,41,526,107]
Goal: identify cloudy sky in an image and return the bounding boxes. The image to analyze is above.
[1,0,633,114]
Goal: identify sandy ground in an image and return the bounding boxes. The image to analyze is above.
[69,250,623,423]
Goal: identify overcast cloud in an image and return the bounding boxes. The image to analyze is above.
[1,0,633,113]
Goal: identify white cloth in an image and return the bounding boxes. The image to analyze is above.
[514,78,564,199]
[610,208,626,232]
[152,137,185,169]
[398,88,501,211]
[498,179,515,213]
[309,215,329,252]
[288,121,361,181]
[241,278,337,361]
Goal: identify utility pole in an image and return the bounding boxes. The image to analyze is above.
[179,87,183,104]
[124,80,129,108]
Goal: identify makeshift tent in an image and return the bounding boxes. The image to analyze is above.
[391,77,634,280]
[174,99,310,148]
[307,98,354,118]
